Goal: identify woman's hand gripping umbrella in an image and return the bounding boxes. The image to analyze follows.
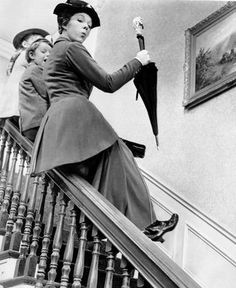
[133,17,159,149]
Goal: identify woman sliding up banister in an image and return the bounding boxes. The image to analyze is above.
[30,0,178,243]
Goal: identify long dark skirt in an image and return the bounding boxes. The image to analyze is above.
[60,139,156,230]
[30,97,156,230]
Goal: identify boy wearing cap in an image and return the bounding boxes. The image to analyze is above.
[19,38,52,142]
[0,28,49,126]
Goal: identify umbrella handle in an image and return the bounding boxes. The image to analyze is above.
[132,17,145,50]
[137,34,145,50]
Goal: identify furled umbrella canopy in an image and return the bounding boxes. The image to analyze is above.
[133,62,159,147]
[133,17,159,148]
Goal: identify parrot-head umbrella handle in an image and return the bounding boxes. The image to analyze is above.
[133,16,145,50]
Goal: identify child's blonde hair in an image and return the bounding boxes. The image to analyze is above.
[25,38,53,63]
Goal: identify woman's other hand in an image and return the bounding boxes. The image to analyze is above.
[135,50,150,66]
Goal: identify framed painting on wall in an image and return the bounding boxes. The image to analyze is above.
[183,1,236,109]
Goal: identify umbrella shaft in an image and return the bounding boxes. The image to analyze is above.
[137,35,145,50]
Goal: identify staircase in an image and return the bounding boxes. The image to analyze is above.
[0,120,201,288]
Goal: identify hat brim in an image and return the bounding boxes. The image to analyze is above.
[53,3,100,29]
[13,28,49,49]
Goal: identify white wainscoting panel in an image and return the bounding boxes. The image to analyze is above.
[183,224,236,288]
[141,169,236,288]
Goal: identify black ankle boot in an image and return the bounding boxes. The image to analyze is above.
[143,213,179,242]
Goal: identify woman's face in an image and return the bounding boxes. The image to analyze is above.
[63,12,92,43]
[30,42,52,66]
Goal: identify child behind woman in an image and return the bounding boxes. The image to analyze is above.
[19,38,53,141]
[0,28,49,128]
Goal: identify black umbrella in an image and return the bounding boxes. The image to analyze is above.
[133,17,159,148]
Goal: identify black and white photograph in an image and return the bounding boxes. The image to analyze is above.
[0,1,235,288]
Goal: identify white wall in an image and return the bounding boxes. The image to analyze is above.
[91,0,236,236]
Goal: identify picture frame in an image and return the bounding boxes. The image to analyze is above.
[183,1,236,109]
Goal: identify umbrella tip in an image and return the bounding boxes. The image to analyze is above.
[155,136,159,149]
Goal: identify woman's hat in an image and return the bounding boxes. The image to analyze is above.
[53,0,100,29]
[13,28,49,49]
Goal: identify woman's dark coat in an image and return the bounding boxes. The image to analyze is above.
[31,36,156,229]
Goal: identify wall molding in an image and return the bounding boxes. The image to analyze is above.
[141,168,236,245]
[151,197,172,215]
[182,223,236,288]
[184,223,236,268]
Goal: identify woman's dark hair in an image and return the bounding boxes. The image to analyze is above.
[57,9,76,34]
[25,38,53,63]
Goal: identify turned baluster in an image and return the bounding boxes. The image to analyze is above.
[15,175,40,276]
[0,129,7,173]
[46,191,69,287]
[35,181,59,288]
[0,143,19,229]
[72,212,88,288]
[60,203,76,288]
[10,155,31,251]
[86,226,101,288]
[120,257,132,288]
[24,173,49,277]
[0,135,13,205]
[104,241,116,288]
[2,149,26,250]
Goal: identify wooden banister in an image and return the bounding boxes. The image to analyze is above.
[0,119,202,288]
[49,169,201,288]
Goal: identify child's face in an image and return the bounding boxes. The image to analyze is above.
[31,42,52,66]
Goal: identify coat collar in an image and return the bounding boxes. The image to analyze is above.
[54,35,70,44]
[54,36,85,47]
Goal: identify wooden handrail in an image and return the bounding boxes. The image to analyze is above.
[3,120,33,156]
[2,119,202,288]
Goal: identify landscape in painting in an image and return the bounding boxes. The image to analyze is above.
[195,13,236,92]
